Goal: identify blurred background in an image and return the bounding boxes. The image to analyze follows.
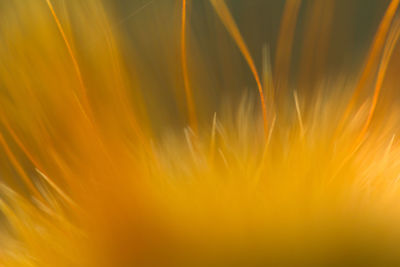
[102,0,398,133]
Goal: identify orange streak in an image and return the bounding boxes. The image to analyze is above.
[209,0,268,138]
[0,132,43,202]
[45,0,89,106]
[298,0,334,93]
[0,116,76,207]
[1,116,43,174]
[342,0,400,125]
[274,0,301,94]
[45,0,147,166]
[181,0,198,133]
[355,17,400,146]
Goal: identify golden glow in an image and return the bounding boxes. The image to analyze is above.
[0,0,400,266]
